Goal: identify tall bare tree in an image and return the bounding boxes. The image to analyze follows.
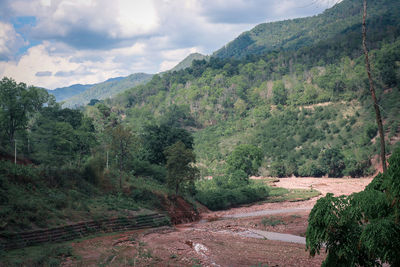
[362,0,387,172]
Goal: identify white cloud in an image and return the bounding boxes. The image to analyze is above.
[1,42,125,89]
[11,0,159,47]
[115,1,159,38]
[0,0,340,89]
[0,22,25,60]
[110,43,147,57]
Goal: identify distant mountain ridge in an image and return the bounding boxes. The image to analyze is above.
[169,53,209,72]
[47,77,125,102]
[47,84,93,102]
[50,53,206,105]
[213,0,400,58]
[62,73,153,108]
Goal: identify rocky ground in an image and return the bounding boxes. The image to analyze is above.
[62,177,372,267]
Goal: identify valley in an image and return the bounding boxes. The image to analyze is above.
[1,0,400,265]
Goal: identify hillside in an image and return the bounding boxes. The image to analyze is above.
[47,84,93,102]
[213,0,400,59]
[108,0,400,178]
[63,73,153,108]
[169,53,209,72]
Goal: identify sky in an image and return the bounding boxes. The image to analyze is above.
[0,0,339,89]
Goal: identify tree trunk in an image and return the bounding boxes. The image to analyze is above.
[362,0,387,173]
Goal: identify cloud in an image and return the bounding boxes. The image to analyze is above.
[0,0,340,89]
[10,0,159,50]
[198,0,336,24]
[55,69,94,77]
[0,22,26,60]
[1,42,121,89]
[35,71,52,77]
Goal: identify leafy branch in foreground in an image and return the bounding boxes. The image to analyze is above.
[306,146,400,266]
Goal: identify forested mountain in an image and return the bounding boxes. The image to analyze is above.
[106,0,400,178]
[46,84,93,102]
[62,73,153,108]
[47,77,126,102]
[214,0,400,59]
[169,53,209,72]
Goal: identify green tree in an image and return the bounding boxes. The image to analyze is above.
[142,124,193,165]
[272,80,287,105]
[270,161,287,178]
[319,147,345,177]
[0,77,48,144]
[164,141,199,195]
[30,105,96,166]
[306,147,400,266]
[109,124,135,188]
[227,144,263,176]
[31,118,77,165]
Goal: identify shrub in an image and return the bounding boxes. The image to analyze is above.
[84,155,105,185]
[306,147,400,266]
[227,144,263,176]
[344,158,371,177]
[318,147,345,177]
[269,161,287,177]
[195,181,269,211]
[131,159,166,183]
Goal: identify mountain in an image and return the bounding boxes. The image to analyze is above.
[213,0,400,59]
[47,84,93,102]
[169,53,209,72]
[47,77,125,102]
[63,73,153,108]
[106,0,400,178]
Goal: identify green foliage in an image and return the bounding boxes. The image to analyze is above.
[159,104,196,128]
[227,144,263,176]
[195,180,269,211]
[164,141,199,195]
[169,52,209,72]
[142,124,194,165]
[269,162,287,178]
[63,73,153,108]
[212,170,249,189]
[0,77,49,148]
[261,217,285,227]
[0,243,74,266]
[365,123,378,139]
[105,21,400,178]
[318,147,346,177]
[272,80,287,105]
[131,159,166,183]
[213,0,400,59]
[306,147,400,266]
[30,105,97,165]
[109,124,135,172]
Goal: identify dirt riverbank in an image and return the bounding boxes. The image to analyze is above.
[62,177,372,267]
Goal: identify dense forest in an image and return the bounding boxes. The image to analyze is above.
[107,0,400,179]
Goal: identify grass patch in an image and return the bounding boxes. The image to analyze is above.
[0,243,75,266]
[265,187,320,203]
[261,217,285,227]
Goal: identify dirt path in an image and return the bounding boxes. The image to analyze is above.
[63,177,372,267]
